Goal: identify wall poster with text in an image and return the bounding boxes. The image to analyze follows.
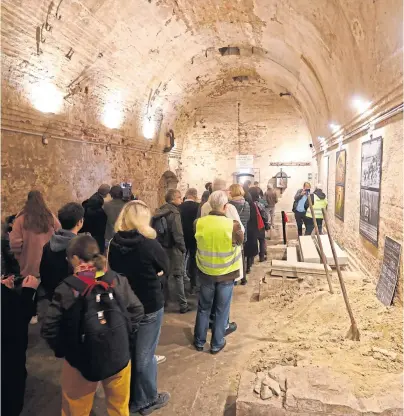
[335,149,346,221]
[360,136,383,246]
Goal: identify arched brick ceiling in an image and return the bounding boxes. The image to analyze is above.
[2,0,402,146]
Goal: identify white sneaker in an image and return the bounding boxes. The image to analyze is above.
[155,355,166,365]
[30,315,38,325]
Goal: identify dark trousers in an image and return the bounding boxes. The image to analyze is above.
[305,217,324,235]
[246,256,254,272]
[258,229,266,260]
[186,248,198,289]
[294,211,308,236]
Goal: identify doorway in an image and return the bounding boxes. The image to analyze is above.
[157,171,179,206]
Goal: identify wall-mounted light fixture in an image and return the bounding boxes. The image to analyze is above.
[102,93,124,129]
[31,81,63,113]
[329,123,341,133]
[143,117,155,139]
[352,96,371,114]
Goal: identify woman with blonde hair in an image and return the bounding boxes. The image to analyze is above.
[108,200,171,415]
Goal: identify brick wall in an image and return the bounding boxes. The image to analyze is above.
[178,89,316,213]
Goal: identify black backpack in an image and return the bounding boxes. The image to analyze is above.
[64,272,132,382]
[152,214,172,248]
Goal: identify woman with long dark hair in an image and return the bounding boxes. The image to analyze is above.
[10,190,60,278]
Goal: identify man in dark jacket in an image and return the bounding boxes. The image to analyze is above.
[80,184,110,253]
[154,189,190,313]
[179,188,199,293]
[2,275,39,416]
[40,202,84,302]
[103,185,126,242]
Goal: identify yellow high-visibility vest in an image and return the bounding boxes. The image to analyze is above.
[306,194,328,219]
[195,215,242,276]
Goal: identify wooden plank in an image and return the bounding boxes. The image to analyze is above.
[299,236,320,263]
[287,247,298,263]
[319,235,348,266]
[271,259,331,272]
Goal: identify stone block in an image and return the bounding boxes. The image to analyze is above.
[299,236,321,263]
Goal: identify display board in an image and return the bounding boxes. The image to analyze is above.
[359,136,383,246]
[236,155,253,170]
[335,149,346,221]
[376,237,402,306]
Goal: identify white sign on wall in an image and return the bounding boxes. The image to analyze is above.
[236,155,254,169]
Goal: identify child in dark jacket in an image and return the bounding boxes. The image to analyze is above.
[40,202,84,301]
[41,234,144,416]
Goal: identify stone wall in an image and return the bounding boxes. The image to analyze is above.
[178,89,316,213]
[317,113,403,302]
[1,130,169,217]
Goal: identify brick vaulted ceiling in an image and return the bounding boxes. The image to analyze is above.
[1,0,403,147]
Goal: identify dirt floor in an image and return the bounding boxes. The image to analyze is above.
[21,226,403,415]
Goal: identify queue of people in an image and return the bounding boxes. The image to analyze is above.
[1,178,281,416]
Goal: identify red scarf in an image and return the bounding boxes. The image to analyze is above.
[74,263,110,296]
[255,203,265,230]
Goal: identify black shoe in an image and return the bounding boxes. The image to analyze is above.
[246,269,251,274]
[180,305,191,314]
[210,339,226,355]
[139,392,171,415]
[193,342,204,352]
[225,322,237,336]
[241,278,247,285]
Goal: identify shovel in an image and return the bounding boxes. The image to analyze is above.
[322,208,360,341]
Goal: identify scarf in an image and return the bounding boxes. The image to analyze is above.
[74,263,110,296]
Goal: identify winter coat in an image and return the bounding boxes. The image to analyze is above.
[10,214,61,277]
[244,199,259,258]
[154,203,186,253]
[39,229,77,300]
[80,194,107,253]
[1,285,36,416]
[265,189,278,208]
[109,230,170,314]
[41,270,144,363]
[228,197,250,243]
[1,225,20,276]
[103,199,126,241]
[179,200,199,252]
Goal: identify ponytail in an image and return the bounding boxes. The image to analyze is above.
[67,234,106,270]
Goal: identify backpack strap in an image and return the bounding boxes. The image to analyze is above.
[64,275,88,295]
[100,270,116,286]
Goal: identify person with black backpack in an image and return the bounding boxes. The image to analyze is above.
[41,234,144,416]
[153,189,190,314]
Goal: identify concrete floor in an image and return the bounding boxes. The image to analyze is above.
[22,260,271,416]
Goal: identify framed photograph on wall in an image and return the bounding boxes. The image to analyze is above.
[335,149,346,221]
[359,136,383,246]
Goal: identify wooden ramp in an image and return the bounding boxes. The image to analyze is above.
[299,236,320,263]
[318,234,349,266]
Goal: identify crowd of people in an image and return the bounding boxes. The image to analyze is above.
[0,178,282,416]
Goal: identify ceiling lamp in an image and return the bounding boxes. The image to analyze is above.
[352,96,372,113]
[30,81,63,114]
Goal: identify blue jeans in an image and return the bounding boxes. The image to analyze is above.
[130,307,164,412]
[194,279,234,351]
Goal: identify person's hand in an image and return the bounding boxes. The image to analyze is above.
[301,190,306,196]
[157,271,164,277]
[1,275,15,289]
[22,275,39,290]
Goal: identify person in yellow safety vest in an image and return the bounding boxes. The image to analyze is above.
[193,191,244,355]
[304,184,328,235]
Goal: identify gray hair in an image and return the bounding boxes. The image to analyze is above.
[212,178,227,191]
[267,183,273,189]
[185,188,198,199]
[165,188,181,203]
[316,183,322,189]
[210,191,228,211]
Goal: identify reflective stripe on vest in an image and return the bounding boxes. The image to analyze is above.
[195,215,242,276]
[306,194,328,219]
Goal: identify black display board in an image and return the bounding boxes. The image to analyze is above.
[376,237,402,306]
